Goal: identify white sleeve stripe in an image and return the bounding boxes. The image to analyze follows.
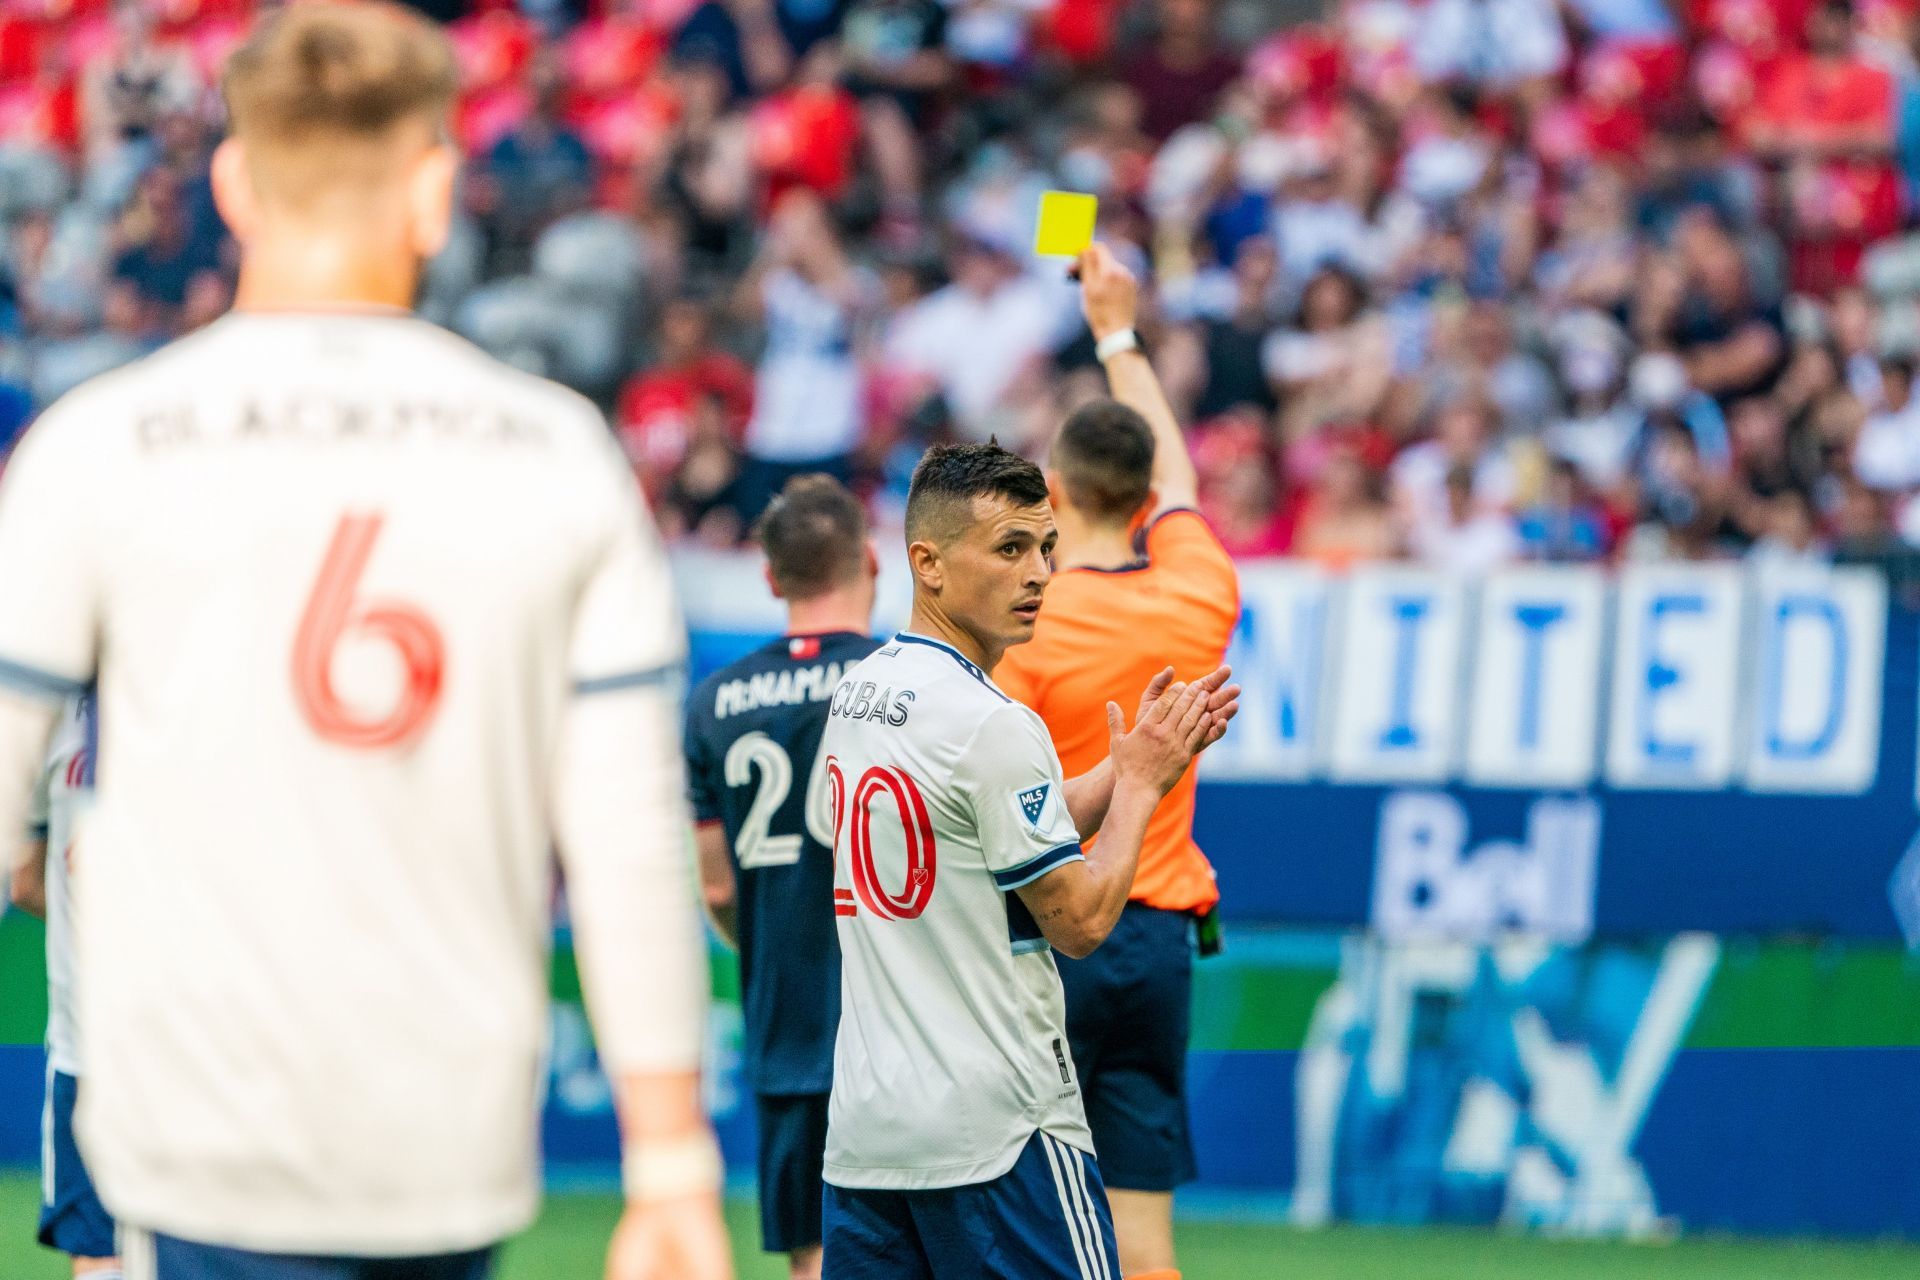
[0,656,87,702]
[992,842,1084,890]
[571,662,683,697]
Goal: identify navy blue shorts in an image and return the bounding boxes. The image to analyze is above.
[38,1067,116,1259]
[756,1092,829,1254]
[121,1230,495,1280]
[823,1130,1120,1280]
[1056,902,1198,1191]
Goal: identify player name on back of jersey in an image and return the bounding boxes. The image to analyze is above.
[828,675,915,727]
[714,660,859,719]
[134,394,555,454]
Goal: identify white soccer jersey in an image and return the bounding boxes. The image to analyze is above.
[31,699,89,1078]
[0,311,706,1255]
[820,633,1094,1191]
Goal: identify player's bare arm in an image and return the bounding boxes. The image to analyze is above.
[607,1073,734,1280]
[693,821,741,949]
[553,639,732,1280]
[1059,665,1240,838]
[7,835,46,919]
[0,696,64,925]
[1015,677,1218,958]
[1076,243,1199,513]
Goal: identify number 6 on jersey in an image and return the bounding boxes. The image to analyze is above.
[292,513,446,749]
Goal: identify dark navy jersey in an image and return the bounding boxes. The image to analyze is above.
[684,630,882,1095]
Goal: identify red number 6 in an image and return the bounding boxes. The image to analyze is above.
[292,514,445,749]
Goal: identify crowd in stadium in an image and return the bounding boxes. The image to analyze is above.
[12,0,1920,574]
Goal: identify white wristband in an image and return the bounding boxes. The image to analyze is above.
[1094,329,1140,362]
[622,1131,725,1203]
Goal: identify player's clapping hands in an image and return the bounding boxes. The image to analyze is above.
[1108,665,1239,796]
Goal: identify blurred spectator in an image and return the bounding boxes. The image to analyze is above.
[1424,299,1559,435]
[1412,0,1568,91]
[1726,394,1823,543]
[80,4,200,170]
[1623,422,1733,560]
[733,191,875,523]
[1854,353,1920,491]
[1390,396,1517,529]
[1544,311,1639,491]
[1518,457,1611,562]
[884,233,1070,443]
[1195,409,1293,554]
[1123,0,1241,141]
[1293,441,1401,569]
[672,0,798,102]
[1170,236,1280,420]
[617,294,755,498]
[31,279,154,407]
[1625,350,1732,482]
[1266,265,1393,439]
[1411,462,1520,572]
[473,55,594,264]
[1750,0,1900,295]
[657,56,757,282]
[1747,486,1831,566]
[1633,111,1750,246]
[750,43,862,207]
[839,0,951,223]
[110,167,223,332]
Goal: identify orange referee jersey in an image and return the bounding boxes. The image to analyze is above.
[996,508,1240,914]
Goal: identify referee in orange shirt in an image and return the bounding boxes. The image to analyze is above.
[995,243,1240,1280]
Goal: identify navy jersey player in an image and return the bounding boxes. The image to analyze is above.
[683,476,881,1280]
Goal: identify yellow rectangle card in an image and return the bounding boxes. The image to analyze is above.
[1034,191,1098,258]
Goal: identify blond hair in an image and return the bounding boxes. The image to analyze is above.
[221,1,458,207]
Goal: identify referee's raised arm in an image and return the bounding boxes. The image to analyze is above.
[1075,244,1200,515]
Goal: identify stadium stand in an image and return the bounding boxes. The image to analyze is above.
[8,0,1920,584]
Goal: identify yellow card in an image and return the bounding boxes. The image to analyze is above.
[1034,191,1098,258]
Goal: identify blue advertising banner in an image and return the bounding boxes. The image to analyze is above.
[1195,563,1919,941]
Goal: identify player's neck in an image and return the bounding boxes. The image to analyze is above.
[1051,509,1138,572]
[232,229,420,314]
[786,588,871,638]
[906,601,1000,673]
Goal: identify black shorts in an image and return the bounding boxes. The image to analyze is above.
[756,1092,830,1254]
[1056,902,1198,1192]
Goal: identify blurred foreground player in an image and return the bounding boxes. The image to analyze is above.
[683,476,882,1280]
[11,700,117,1280]
[817,443,1239,1279]
[996,244,1240,1280]
[0,6,729,1279]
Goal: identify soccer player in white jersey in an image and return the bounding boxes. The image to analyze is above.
[0,6,729,1279]
[817,442,1239,1279]
[11,699,118,1280]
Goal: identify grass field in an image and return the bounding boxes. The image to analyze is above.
[5,1175,1919,1279]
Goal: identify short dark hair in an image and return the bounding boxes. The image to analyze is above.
[905,441,1049,544]
[754,474,868,600]
[1051,399,1155,524]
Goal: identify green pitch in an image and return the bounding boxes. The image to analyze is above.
[4,1176,1918,1279]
